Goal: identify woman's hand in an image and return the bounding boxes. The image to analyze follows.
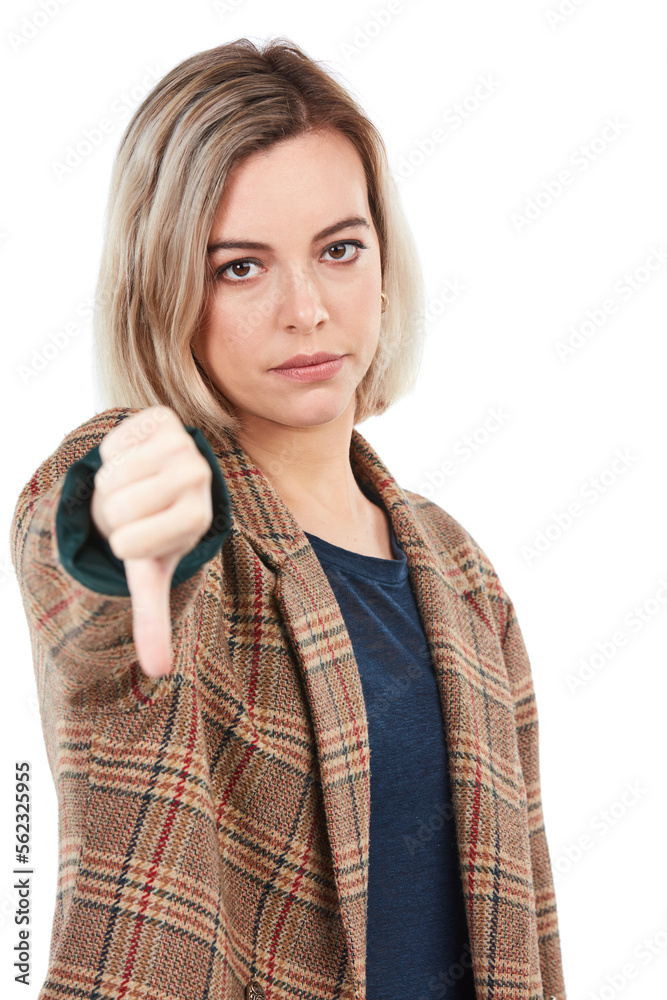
[91,406,213,678]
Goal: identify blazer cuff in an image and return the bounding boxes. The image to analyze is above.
[55,426,232,597]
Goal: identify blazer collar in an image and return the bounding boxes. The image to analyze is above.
[206,425,405,567]
[206,424,538,999]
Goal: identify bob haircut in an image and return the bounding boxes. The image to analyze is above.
[94,36,426,442]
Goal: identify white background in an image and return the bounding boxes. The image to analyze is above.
[2,1,666,998]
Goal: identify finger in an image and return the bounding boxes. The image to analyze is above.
[108,493,213,563]
[96,431,192,495]
[100,406,175,460]
[98,452,211,535]
[124,556,176,678]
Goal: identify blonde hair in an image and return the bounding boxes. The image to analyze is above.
[94,36,426,441]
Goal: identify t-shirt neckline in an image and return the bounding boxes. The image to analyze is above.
[304,480,407,584]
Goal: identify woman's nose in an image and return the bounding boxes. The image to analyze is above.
[277,266,329,332]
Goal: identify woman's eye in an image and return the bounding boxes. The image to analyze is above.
[323,241,364,262]
[216,259,263,282]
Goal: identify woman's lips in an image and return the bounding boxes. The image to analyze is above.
[270,357,345,381]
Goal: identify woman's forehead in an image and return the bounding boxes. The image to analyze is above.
[208,133,371,238]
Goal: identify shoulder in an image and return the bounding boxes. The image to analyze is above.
[403,487,511,636]
[36,407,140,481]
[10,407,142,565]
[57,406,140,460]
[16,407,140,509]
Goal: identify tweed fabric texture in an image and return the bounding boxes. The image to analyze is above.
[10,407,566,1000]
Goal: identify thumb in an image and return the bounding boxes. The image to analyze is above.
[124,555,180,678]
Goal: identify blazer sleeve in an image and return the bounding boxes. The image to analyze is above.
[9,407,231,714]
[501,593,567,999]
[55,423,231,597]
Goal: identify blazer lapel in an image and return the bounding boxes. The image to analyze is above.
[208,425,538,998]
[208,427,371,992]
[349,431,541,996]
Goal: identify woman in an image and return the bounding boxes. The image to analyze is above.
[10,37,566,1000]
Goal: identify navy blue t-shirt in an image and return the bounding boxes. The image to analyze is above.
[305,484,476,1000]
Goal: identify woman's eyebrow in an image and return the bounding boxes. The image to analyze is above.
[206,216,370,255]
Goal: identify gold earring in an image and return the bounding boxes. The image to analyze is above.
[380,290,388,313]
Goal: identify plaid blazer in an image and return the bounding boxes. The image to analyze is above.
[10,406,566,1000]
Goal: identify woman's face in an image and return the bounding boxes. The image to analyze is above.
[191,129,384,433]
